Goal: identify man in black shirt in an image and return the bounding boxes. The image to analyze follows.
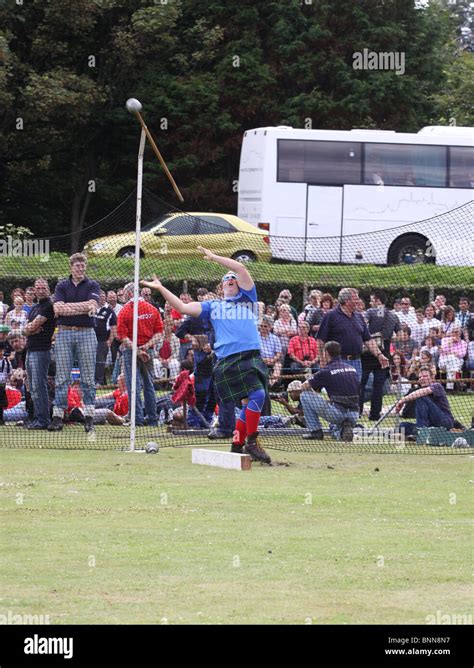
[360,290,401,421]
[94,290,117,386]
[23,278,56,429]
[300,341,360,442]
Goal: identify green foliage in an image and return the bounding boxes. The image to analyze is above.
[0,0,463,241]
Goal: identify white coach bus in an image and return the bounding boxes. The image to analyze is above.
[237,125,474,265]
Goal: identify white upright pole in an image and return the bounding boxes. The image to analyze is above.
[129,128,147,452]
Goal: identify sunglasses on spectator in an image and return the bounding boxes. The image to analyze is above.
[222,273,237,283]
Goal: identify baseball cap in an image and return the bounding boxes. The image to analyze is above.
[287,380,303,392]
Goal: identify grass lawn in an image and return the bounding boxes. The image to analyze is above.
[1,253,473,290]
[0,444,472,625]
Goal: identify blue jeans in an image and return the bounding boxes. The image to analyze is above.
[300,391,359,439]
[26,350,51,426]
[54,328,97,417]
[3,402,28,422]
[415,396,454,429]
[123,348,157,425]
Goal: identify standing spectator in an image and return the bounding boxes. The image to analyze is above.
[22,286,36,316]
[116,288,126,304]
[456,296,472,338]
[307,293,334,337]
[273,304,298,365]
[258,316,283,388]
[302,290,322,322]
[94,290,117,387]
[48,253,100,433]
[5,296,28,334]
[316,288,388,381]
[359,290,401,420]
[397,297,417,329]
[287,322,319,374]
[22,278,56,429]
[438,326,467,390]
[392,298,402,314]
[440,305,457,337]
[278,289,299,321]
[117,282,163,426]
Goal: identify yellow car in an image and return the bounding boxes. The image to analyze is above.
[83,212,272,263]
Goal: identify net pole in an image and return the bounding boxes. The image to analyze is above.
[129,128,147,452]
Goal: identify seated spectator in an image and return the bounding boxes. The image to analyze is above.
[196,287,209,302]
[94,374,129,425]
[307,293,334,338]
[395,366,454,432]
[0,370,28,422]
[258,317,282,388]
[5,296,28,333]
[0,291,8,325]
[423,304,440,330]
[428,326,442,344]
[420,335,440,366]
[0,324,11,383]
[154,318,181,381]
[392,298,402,314]
[411,309,430,349]
[299,341,359,441]
[440,305,456,336]
[456,296,472,336]
[394,326,417,360]
[5,333,27,370]
[287,322,319,375]
[264,304,277,322]
[7,288,25,312]
[273,304,298,363]
[438,325,468,390]
[271,379,305,426]
[278,289,299,321]
[301,290,322,321]
[397,297,417,329]
[389,352,411,395]
[433,294,447,320]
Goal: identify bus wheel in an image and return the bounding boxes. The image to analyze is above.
[231,250,256,263]
[387,234,435,265]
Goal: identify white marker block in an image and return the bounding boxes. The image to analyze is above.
[191,449,252,470]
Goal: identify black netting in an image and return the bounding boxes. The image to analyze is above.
[0,192,472,456]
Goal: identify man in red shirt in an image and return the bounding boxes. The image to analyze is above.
[117,282,163,426]
[287,322,319,375]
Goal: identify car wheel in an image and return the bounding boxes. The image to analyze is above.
[116,247,144,259]
[231,250,257,263]
[387,234,435,265]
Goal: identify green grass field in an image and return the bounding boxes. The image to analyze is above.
[1,253,473,290]
[1,444,472,625]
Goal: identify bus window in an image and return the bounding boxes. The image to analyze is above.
[278,140,361,185]
[449,146,474,188]
[364,143,447,187]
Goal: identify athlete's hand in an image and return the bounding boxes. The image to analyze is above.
[140,274,162,290]
[197,246,216,261]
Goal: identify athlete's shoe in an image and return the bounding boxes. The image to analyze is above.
[230,444,244,454]
[244,432,272,464]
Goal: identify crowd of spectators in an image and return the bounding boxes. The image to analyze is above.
[0,261,472,440]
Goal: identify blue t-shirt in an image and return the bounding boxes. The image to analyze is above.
[199,286,260,359]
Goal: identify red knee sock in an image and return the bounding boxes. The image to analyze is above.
[233,418,247,445]
[245,408,261,436]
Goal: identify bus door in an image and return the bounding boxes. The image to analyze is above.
[305,185,343,262]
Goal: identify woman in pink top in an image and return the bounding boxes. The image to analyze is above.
[438,326,467,389]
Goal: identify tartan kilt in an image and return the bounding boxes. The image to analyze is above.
[213,349,268,403]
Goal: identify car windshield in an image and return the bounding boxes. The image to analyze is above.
[141,215,169,232]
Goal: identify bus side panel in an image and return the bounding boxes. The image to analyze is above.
[238,132,266,227]
[341,186,473,264]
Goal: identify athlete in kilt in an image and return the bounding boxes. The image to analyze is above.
[141,246,271,464]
